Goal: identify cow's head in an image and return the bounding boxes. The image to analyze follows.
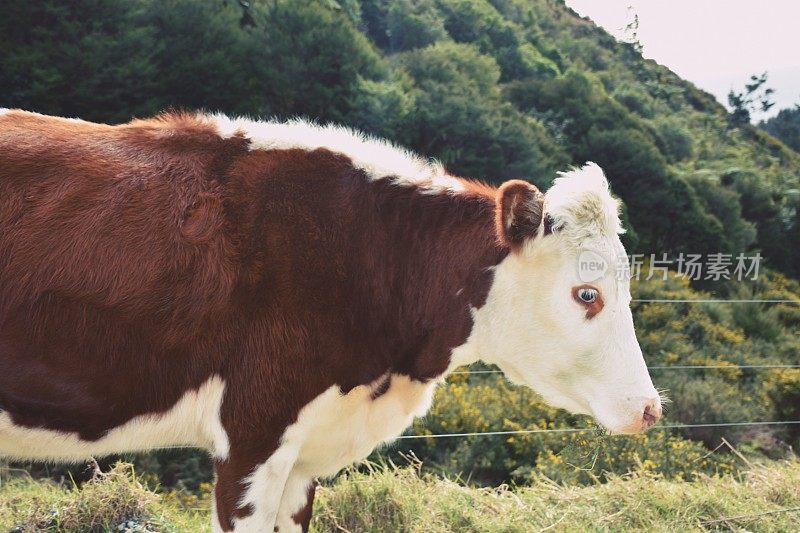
[467,163,661,434]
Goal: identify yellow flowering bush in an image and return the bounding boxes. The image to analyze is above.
[388,373,738,486]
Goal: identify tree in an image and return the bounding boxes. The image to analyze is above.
[434,0,559,80]
[397,42,567,182]
[385,0,448,52]
[0,0,385,123]
[621,7,643,54]
[760,103,800,152]
[0,0,162,122]
[728,72,775,127]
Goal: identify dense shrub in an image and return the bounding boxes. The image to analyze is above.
[767,369,800,445]
[653,116,694,161]
[386,0,449,52]
[388,373,739,487]
[581,127,724,254]
[435,0,557,80]
[760,105,800,153]
[397,42,567,180]
[685,175,757,253]
[613,85,656,118]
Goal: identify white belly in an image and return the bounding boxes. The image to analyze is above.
[0,372,437,479]
[289,374,437,477]
[0,376,229,461]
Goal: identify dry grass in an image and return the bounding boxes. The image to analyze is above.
[0,463,207,532]
[2,460,799,532]
[312,459,800,532]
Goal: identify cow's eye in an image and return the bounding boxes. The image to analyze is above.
[577,287,597,303]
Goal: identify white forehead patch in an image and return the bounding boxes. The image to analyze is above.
[210,114,463,193]
[544,162,623,247]
[0,108,10,116]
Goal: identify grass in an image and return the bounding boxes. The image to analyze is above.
[2,460,799,532]
[312,460,800,532]
[0,463,207,532]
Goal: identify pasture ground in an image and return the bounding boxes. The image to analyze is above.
[0,460,798,532]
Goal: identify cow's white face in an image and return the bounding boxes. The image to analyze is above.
[466,163,661,434]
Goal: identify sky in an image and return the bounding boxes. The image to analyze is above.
[564,0,800,121]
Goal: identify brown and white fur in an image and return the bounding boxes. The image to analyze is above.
[0,110,661,532]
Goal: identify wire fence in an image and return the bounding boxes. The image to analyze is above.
[631,298,799,303]
[451,364,800,375]
[397,420,800,439]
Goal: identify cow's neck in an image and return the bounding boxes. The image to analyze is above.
[367,178,508,380]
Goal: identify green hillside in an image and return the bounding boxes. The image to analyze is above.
[2,0,798,274]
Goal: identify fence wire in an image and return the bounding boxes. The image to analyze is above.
[632,298,799,303]
[397,420,800,440]
[451,364,800,376]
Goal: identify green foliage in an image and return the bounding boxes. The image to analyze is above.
[685,175,757,253]
[508,70,723,253]
[767,369,800,444]
[128,450,213,494]
[760,104,800,153]
[581,127,722,254]
[0,0,162,122]
[612,84,656,118]
[386,0,448,52]
[236,1,384,122]
[727,72,775,127]
[724,169,800,276]
[349,74,418,141]
[434,0,557,80]
[0,0,384,123]
[653,116,694,162]
[397,42,567,180]
[391,373,737,487]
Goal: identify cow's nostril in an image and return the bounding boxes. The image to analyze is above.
[642,404,660,428]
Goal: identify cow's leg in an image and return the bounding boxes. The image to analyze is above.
[274,474,318,533]
[213,444,299,533]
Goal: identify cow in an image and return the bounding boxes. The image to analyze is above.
[0,109,662,532]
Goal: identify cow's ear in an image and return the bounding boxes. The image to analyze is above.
[495,180,544,251]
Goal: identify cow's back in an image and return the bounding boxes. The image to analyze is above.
[0,110,246,322]
[0,110,248,440]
